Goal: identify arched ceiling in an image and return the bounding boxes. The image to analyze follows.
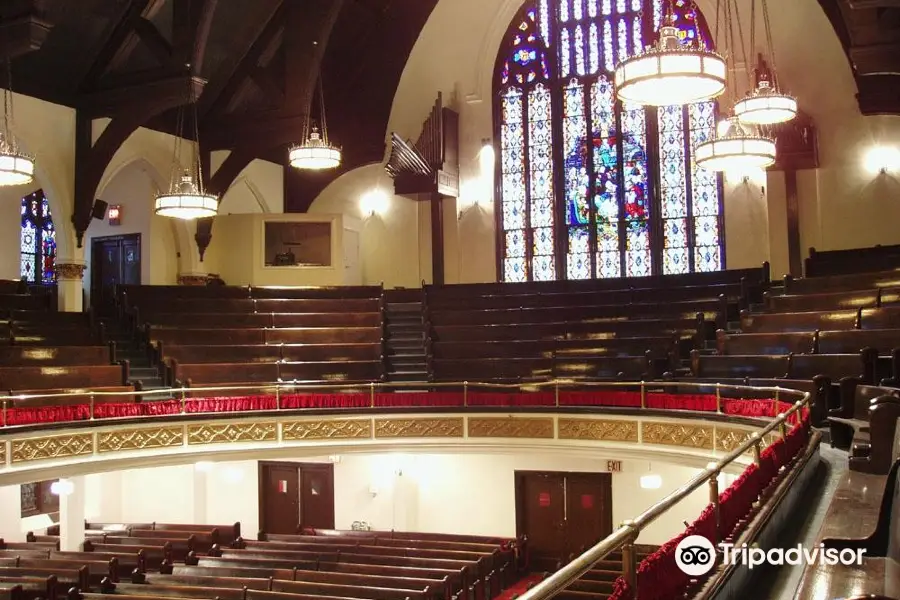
[816,0,900,114]
[0,0,438,212]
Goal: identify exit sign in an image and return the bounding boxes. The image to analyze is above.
[607,460,622,472]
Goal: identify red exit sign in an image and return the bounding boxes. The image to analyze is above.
[607,460,622,472]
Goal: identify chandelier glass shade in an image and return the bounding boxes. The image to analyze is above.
[734,80,797,125]
[695,117,776,172]
[289,126,341,170]
[0,134,34,187]
[614,21,726,107]
[154,171,219,219]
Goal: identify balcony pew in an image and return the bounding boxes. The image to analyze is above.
[0,346,112,367]
[805,244,900,277]
[0,364,129,391]
[817,329,900,382]
[429,358,552,383]
[0,295,52,312]
[430,337,676,361]
[140,312,381,330]
[0,281,27,295]
[689,352,791,379]
[784,270,900,295]
[148,327,382,348]
[173,361,383,388]
[161,344,382,366]
[740,309,859,333]
[715,330,816,355]
[764,289,881,313]
[0,584,23,600]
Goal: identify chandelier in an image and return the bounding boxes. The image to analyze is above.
[0,59,34,187]
[290,76,341,170]
[695,116,776,171]
[154,74,218,220]
[614,1,726,107]
[733,0,796,125]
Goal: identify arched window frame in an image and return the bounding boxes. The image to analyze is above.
[493,0,726,282]
[20,190,57,285]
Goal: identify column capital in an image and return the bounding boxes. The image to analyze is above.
[56,261,87,281]
[177,272,209,286]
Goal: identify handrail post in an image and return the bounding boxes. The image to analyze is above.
[555,380,559,407]
[620,520,638,589]
[463,381,468,407]
[779,416,789,439]
[715,383,722,413]
[640,381,646,409]
[180,389,186,414]
[1,399,6,427]
[276,386,281,411]
[90,394,95,421]
[751,432,762,465]
[708,464,720,544]
[370,383,375,408]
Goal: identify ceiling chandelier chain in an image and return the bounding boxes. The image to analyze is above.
[154,2,219,221]
[0,57,35,187]
[732,0,797,125]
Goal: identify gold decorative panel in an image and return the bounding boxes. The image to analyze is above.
[283,419,372,440]
[374,418,463,438]
[0,442,6,466]
[558,418,639,442]
[715,427,757,453]
[468,417,554,439]
[187,422,276,445]
[12,434,93,463]
[642,422,713,450]
[98,427,183,453]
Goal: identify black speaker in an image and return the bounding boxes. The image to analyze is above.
[91,199,108,220]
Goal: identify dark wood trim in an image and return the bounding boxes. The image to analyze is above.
[785,169,802,277]
[430,193,445,285]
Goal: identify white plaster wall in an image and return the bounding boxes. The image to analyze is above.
[81,451,727,546]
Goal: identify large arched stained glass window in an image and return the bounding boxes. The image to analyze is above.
[20,190,57,284]
[494,0,724,282]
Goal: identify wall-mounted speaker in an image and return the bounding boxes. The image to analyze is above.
[91,199,108,220]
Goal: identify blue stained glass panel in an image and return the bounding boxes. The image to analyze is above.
[589,23,600,74]
[560,0,569,22]
[560,28,571,77]
[20,191,56,284]
[602,0,612,16]
[573,0,583,21]
[603,20,613,72]
[567,227,592,280]
[588,0,598,18]
[621,103,650,277]
[528,84,556,280]
[539,0,551,45]
[575,25,586,75]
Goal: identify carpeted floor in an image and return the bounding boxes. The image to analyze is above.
[495,574,546,600]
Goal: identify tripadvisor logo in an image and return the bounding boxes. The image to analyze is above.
[675,535,866,576]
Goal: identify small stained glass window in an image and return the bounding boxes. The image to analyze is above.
[21,190,56,285]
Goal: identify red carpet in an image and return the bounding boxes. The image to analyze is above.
[496,574,545,600]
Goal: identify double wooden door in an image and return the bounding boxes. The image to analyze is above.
[259,462,335,534]
[515,471,613,565]
[90,233,141,314]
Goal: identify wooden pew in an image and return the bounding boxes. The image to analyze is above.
[8,327,104,347]
[828,384,900,474]
[805,244,900,277]
[784,270,900,295]
[0,364,128,391]
[272,579,428,600]
[764,289,880,313]
[0,281,27,295]
[0,346,112,367]
[161,344,382,366]
[82,539,171,569]
[430,337,676,361]
[0,295,51,312]
[149,327,382,348]
[52,551,142,579]
[860,306,900,329]
[0,584,23,600]
[715,330,816,355]
[141,312,380,330]
[0,565,87,595]
[17,557,116,584]
[152,523,241,548]
[133,299,381,320]
[0,574,57,600]
[740,309,859,333]
[689,351,790,379]
[173,361,384,388]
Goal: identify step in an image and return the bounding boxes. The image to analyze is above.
[142,392,175,401]
[386,316,424,325]
[388,357,428,369]
[131,367,161,378]
[385,301,423,312]
[386,334,424,343]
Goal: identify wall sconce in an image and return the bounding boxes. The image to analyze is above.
[360,189,388,218]
[865,146,900,176]
[479,139,495,177]
[50,479,74,496]
[639,474,662,490]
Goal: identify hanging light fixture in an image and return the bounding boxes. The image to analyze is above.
[290,76,341,170]
[733,0,796,125]
[695,116,776,171]
[614,0,726,107]
[154,72,218,220]
[0,58,35,187]
[694,0,776,172]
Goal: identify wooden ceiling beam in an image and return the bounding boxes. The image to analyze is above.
[196,0,284,118]
[172,0,219,73]
[848,0,900,7]
[133,17,176,69]
[76,73,203,118]
[0,12,52,59]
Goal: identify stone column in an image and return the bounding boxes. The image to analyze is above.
[58,476,86,551]
[0,485,22,541]
[55,260,86,312]
[177,273,208,286]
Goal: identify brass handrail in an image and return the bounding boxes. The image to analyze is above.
[515,392,810,600]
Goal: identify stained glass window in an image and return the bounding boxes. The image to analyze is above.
[496,0,723,281]
[20,190,56,285]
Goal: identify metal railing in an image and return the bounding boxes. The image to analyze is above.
[515,388,810,600]
[0,378,802,429]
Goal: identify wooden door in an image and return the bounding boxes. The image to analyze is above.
[564,472,613,557]
[299,464,335,529]
[90,233,141,313]
[515,472,567,562]
[515,470,613,565]
[259,462,300,534]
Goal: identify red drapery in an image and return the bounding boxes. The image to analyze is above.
[607,577,634,600]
